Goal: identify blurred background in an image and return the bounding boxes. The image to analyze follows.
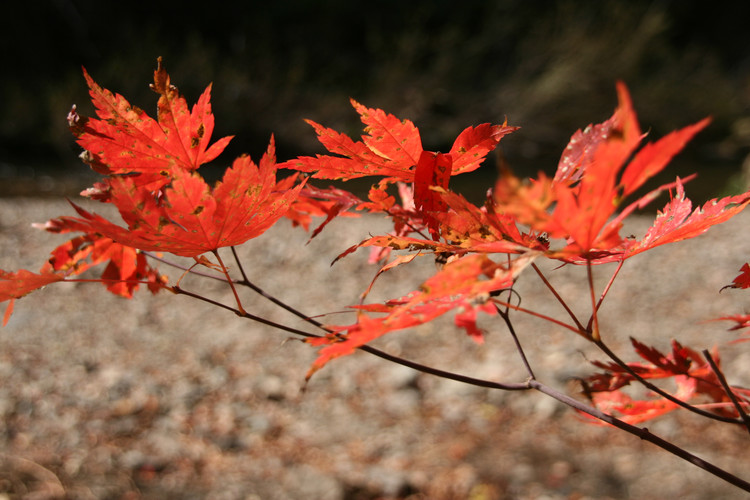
[2,0,750,201]
[3,3,750,498]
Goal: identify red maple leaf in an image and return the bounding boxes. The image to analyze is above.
[584,339,747,422]
[586,376,696,425]
[283,184,363,240]
[620,179,750,259]
[713,314,750,333]
[39,230,165,298]
[53,139,304,257]
[414,151,452,240]
[69,57,232,182]
[279,99,517,182]
[0,269,64,326]
[546,83,712,256]
[492,82,749,262]
[723,263,750,290]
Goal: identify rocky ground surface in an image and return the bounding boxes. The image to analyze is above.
[1,197,750,499]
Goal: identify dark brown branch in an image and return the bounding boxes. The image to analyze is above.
[171,284,530,391]
[162,249,750,492]
[529,380,750,493]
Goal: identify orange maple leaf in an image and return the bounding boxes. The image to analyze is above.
[38,231,165,298]
[69,57,233,182]
[54,139,304,258]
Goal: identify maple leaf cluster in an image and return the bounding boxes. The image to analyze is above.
[2,59,750,427]
[582,338,750,424]
[278,82,750,375]
[1,58,314,324]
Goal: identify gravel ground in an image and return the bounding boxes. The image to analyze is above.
[1,197,750,499]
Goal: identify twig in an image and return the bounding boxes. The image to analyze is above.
[702,349,750,434]
[494,301,535,379]
[490,298,581,335]
[230,246,328,329]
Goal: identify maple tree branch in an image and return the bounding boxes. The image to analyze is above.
[594,340,743,424]
[702,349,750,434]
[137,239,750,491]
[170,284,320,339]
[171,280,531,391]
[134,282,750,492]
[527,379,750,493]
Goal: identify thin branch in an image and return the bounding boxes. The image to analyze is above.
[494,301,535,379]
[358,344,530,391]
[230,248,328,330]
[230,246,251,283]
[143,251,228,282]
[171,285,318,339]
[171,284,530,392]
[702,349,750,434]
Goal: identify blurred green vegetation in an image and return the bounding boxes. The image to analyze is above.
[2,1,749,201]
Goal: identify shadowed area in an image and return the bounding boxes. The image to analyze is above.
[2,1,750,201]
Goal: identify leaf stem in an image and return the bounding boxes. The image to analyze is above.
[212,249,246,315]
[490,298,581,335]
[586,260,600,341]
[531,262,588,335]
[588,258,625,331]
